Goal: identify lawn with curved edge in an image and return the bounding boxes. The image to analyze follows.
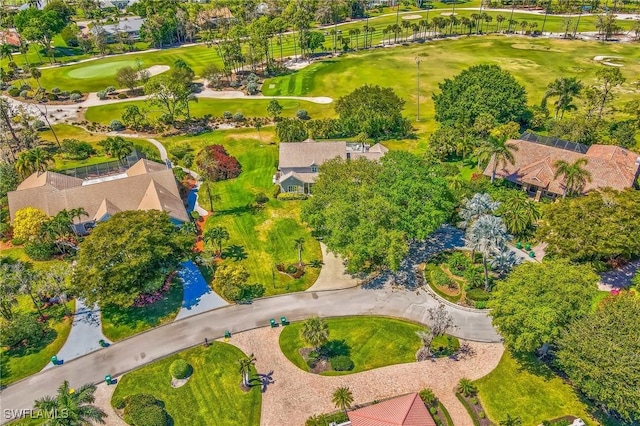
[66,60,141,79]
[0,296,74,387]
[111,342,261,426]
[475,351,592,425]
[279,316,424,375]
[100,278,183,342]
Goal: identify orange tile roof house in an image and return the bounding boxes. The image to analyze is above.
[347,393,436,426]
[8,159,189,233]
[483,137,640,200]
[275,139,389,194]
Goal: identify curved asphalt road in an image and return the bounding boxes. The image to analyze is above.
[0,285,499,422]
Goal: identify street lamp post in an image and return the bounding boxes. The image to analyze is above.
[415,56,422,121]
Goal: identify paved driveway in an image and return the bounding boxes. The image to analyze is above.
[175,261,228,320]
[0,283,500,423]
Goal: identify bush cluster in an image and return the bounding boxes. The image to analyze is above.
[24,241,55,261]
[432,268,456,289]
[448,251,471,275]
[169,359,192,379]
[329,355,354,371]
[123,394,169,426]
[277,192,308,201]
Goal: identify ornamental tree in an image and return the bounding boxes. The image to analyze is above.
[12,207,48,241]
[195,145,242,182]
[556,291,640,422]
[488,260,598,354]
[73,210,193,307]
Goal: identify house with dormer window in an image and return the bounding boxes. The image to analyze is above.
[274,139,388,194]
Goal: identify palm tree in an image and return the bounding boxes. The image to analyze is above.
[15,151,35,177]
[496,14,505,32]
[466,214,510,291]
[34,380,106,425]
[100,136,134,164]
[499,193,540,236]
[475,135,518,183]
[0,44,13,64]
[238,353,256,388]
[553,158,592,198]
[25,147,53,176]
[294,237,304,266]
[489,248,520,277]
[30,66,42,88]
[456,378,477,397]
[332,386,354,415]
[542,77,583,120]
[203,226,229,256]
[300,316,329,350]
[69,207,89,224]
[458,193,500,229]
[500,414,523,426]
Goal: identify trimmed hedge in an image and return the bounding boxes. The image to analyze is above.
[466,288,490,302]
[24,241,55,261]
[329,355,354,371]
[123,394,170,426]
[169,359,192,379]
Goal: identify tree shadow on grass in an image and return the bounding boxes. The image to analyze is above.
[5,327,58,358]
[320,340,351,358]
[222,245,248,261]
[512,351,555,381]
[215,205,254,217]
[101,281,183,337]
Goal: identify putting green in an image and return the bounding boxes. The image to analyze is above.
[66,60,141,79]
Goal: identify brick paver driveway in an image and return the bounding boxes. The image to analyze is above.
[229,327,504,426]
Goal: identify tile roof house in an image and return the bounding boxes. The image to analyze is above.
[8,159,189,233]
[346,393,436,426]
[484,139,640,200]
[0,29,21,47]
[91,17,145,41]
[275,139,388,194]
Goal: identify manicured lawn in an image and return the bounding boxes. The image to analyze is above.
[0,247,67,271]
[100,278,183,342]
[39,125,161,170]
[84,98,334,125]
[475,351,592,425]
[279,316,424,375]
[263,36,640,131]
[160,129,322,296]
[111,342,261,426]
[0,296,74,387]
[66,60,141,80]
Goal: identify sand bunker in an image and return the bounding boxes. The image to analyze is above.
[593,56,624,67]
[145,65,170,76]
[402,14,422,20]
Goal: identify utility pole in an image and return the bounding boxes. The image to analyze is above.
[415,56,422,121]
[395,0,401,43]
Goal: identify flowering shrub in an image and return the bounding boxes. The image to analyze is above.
[195,144,242,182]
[133,272,176,307]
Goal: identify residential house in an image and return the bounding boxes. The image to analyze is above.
[275,139,388,194]
[8,159,189,234]
[483,134,640,200]
[345,392,436,426]
[0,29,21,47]
[91,17,145,42]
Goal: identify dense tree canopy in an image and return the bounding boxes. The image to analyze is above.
[73,211,193,306]
[12,207,48,242]
[432,65,528,128]
[537,189,640,262]
[335,85,411,140]
[488,260,599,354]
[556,291,640,422]
[301,152,454,272]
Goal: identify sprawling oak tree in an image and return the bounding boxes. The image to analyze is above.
[488,260,599,354]
[73,211,193,306]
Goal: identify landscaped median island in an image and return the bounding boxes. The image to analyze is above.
[279,316,460,376]
[111,342,261,426]
[424,250,492,309]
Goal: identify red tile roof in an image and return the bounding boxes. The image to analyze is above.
[0,30,21,47]
[484,140,640,195]
[348,393,436,426]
